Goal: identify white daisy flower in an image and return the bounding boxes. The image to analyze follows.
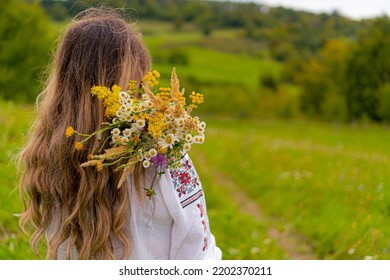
[199,121,206,129]
[183,143,191,152]
[158,134,179,149]
[198,126,205,133]
[119,91,128,99]
[144,153,152,160]
[137,153,144,162]
[143,160,150,168]
[176,118,185,127]
[185,134,193,143]
[112,134,121,143]
[148,148,158,157]
[132,106,140,113]
[139,103,147,111]
[136,119,145,129]
[194,135,200,144]
[120,136,129,144]
[142,94,149,100]
[111,128,121,135]
[116,110,123,118]
[124,115,133,122]
[198,134,205,144]
[123,129,132,137]
[145,100,153,107]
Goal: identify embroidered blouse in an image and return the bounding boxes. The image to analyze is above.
[52,154,222,260]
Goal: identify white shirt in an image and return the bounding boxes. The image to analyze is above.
[53,154,222,260]
[122,154,222,260]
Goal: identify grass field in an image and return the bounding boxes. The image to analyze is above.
[2,100,390,260]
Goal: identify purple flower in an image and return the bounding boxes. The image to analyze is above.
[151,153,168,171]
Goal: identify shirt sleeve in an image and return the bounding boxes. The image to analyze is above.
[160,154,222,260]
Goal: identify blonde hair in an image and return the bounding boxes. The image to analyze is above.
[18,7,151,259]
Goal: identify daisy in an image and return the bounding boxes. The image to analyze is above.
[119,91,128,99]
[123,129,132,137]
[183,142,191,152]
[111,128,121,135]
[144,153,152,160]
[176,118,185,127]
[158,134,179,149]
[143,160,150,168]
[124,115,133,122]
[112,134,121,143]
[137,153,144,162]
[139,103,147,111]
[136,119,145,129]
[148,148,158,157]
[120,136,129,144]
[116,110,123,118]
[185,134,193,143]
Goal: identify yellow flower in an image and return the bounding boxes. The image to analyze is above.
[74,141,84,151]
[96,161,103,171]
[65,126,75,137]
[91,85,121,118]
[190,91,204,104]
[153,69,161,78]
[128,80,138,93]
[158,147,168,155]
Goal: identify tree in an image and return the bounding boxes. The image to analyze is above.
[0,0,52,102]
[297,39,351,120]
[344,17,390,121]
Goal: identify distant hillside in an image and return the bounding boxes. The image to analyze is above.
[40,0,366,56]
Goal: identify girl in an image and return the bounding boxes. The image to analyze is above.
[18,7,221,260]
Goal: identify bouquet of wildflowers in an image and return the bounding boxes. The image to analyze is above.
[65,68,205,198]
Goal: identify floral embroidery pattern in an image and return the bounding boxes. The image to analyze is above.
[176,185,187,197]
[170,158,200,201]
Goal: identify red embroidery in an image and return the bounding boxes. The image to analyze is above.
[180,172,191,185]
[176,186,186,197]
[169,157,200,201]
[202,220,207,232]
[203,237,208,251]
[197,203,204,217]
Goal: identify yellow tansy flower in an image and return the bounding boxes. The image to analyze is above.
[74,141,84,151]
[65,126,75,137]
[96,161,103,171]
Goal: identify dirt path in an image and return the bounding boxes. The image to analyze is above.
[193,153,315,260]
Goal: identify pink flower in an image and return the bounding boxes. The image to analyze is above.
[151,153,168,171]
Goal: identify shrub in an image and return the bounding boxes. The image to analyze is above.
[0,0,52,103]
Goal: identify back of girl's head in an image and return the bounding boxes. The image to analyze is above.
[18,7,150,259]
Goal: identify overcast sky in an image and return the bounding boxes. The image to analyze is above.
[236,0,389,19]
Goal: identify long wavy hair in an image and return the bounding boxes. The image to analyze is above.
[18,8,151,259]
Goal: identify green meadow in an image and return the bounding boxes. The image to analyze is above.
[1,19,390,260]
[2,100,390,259]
